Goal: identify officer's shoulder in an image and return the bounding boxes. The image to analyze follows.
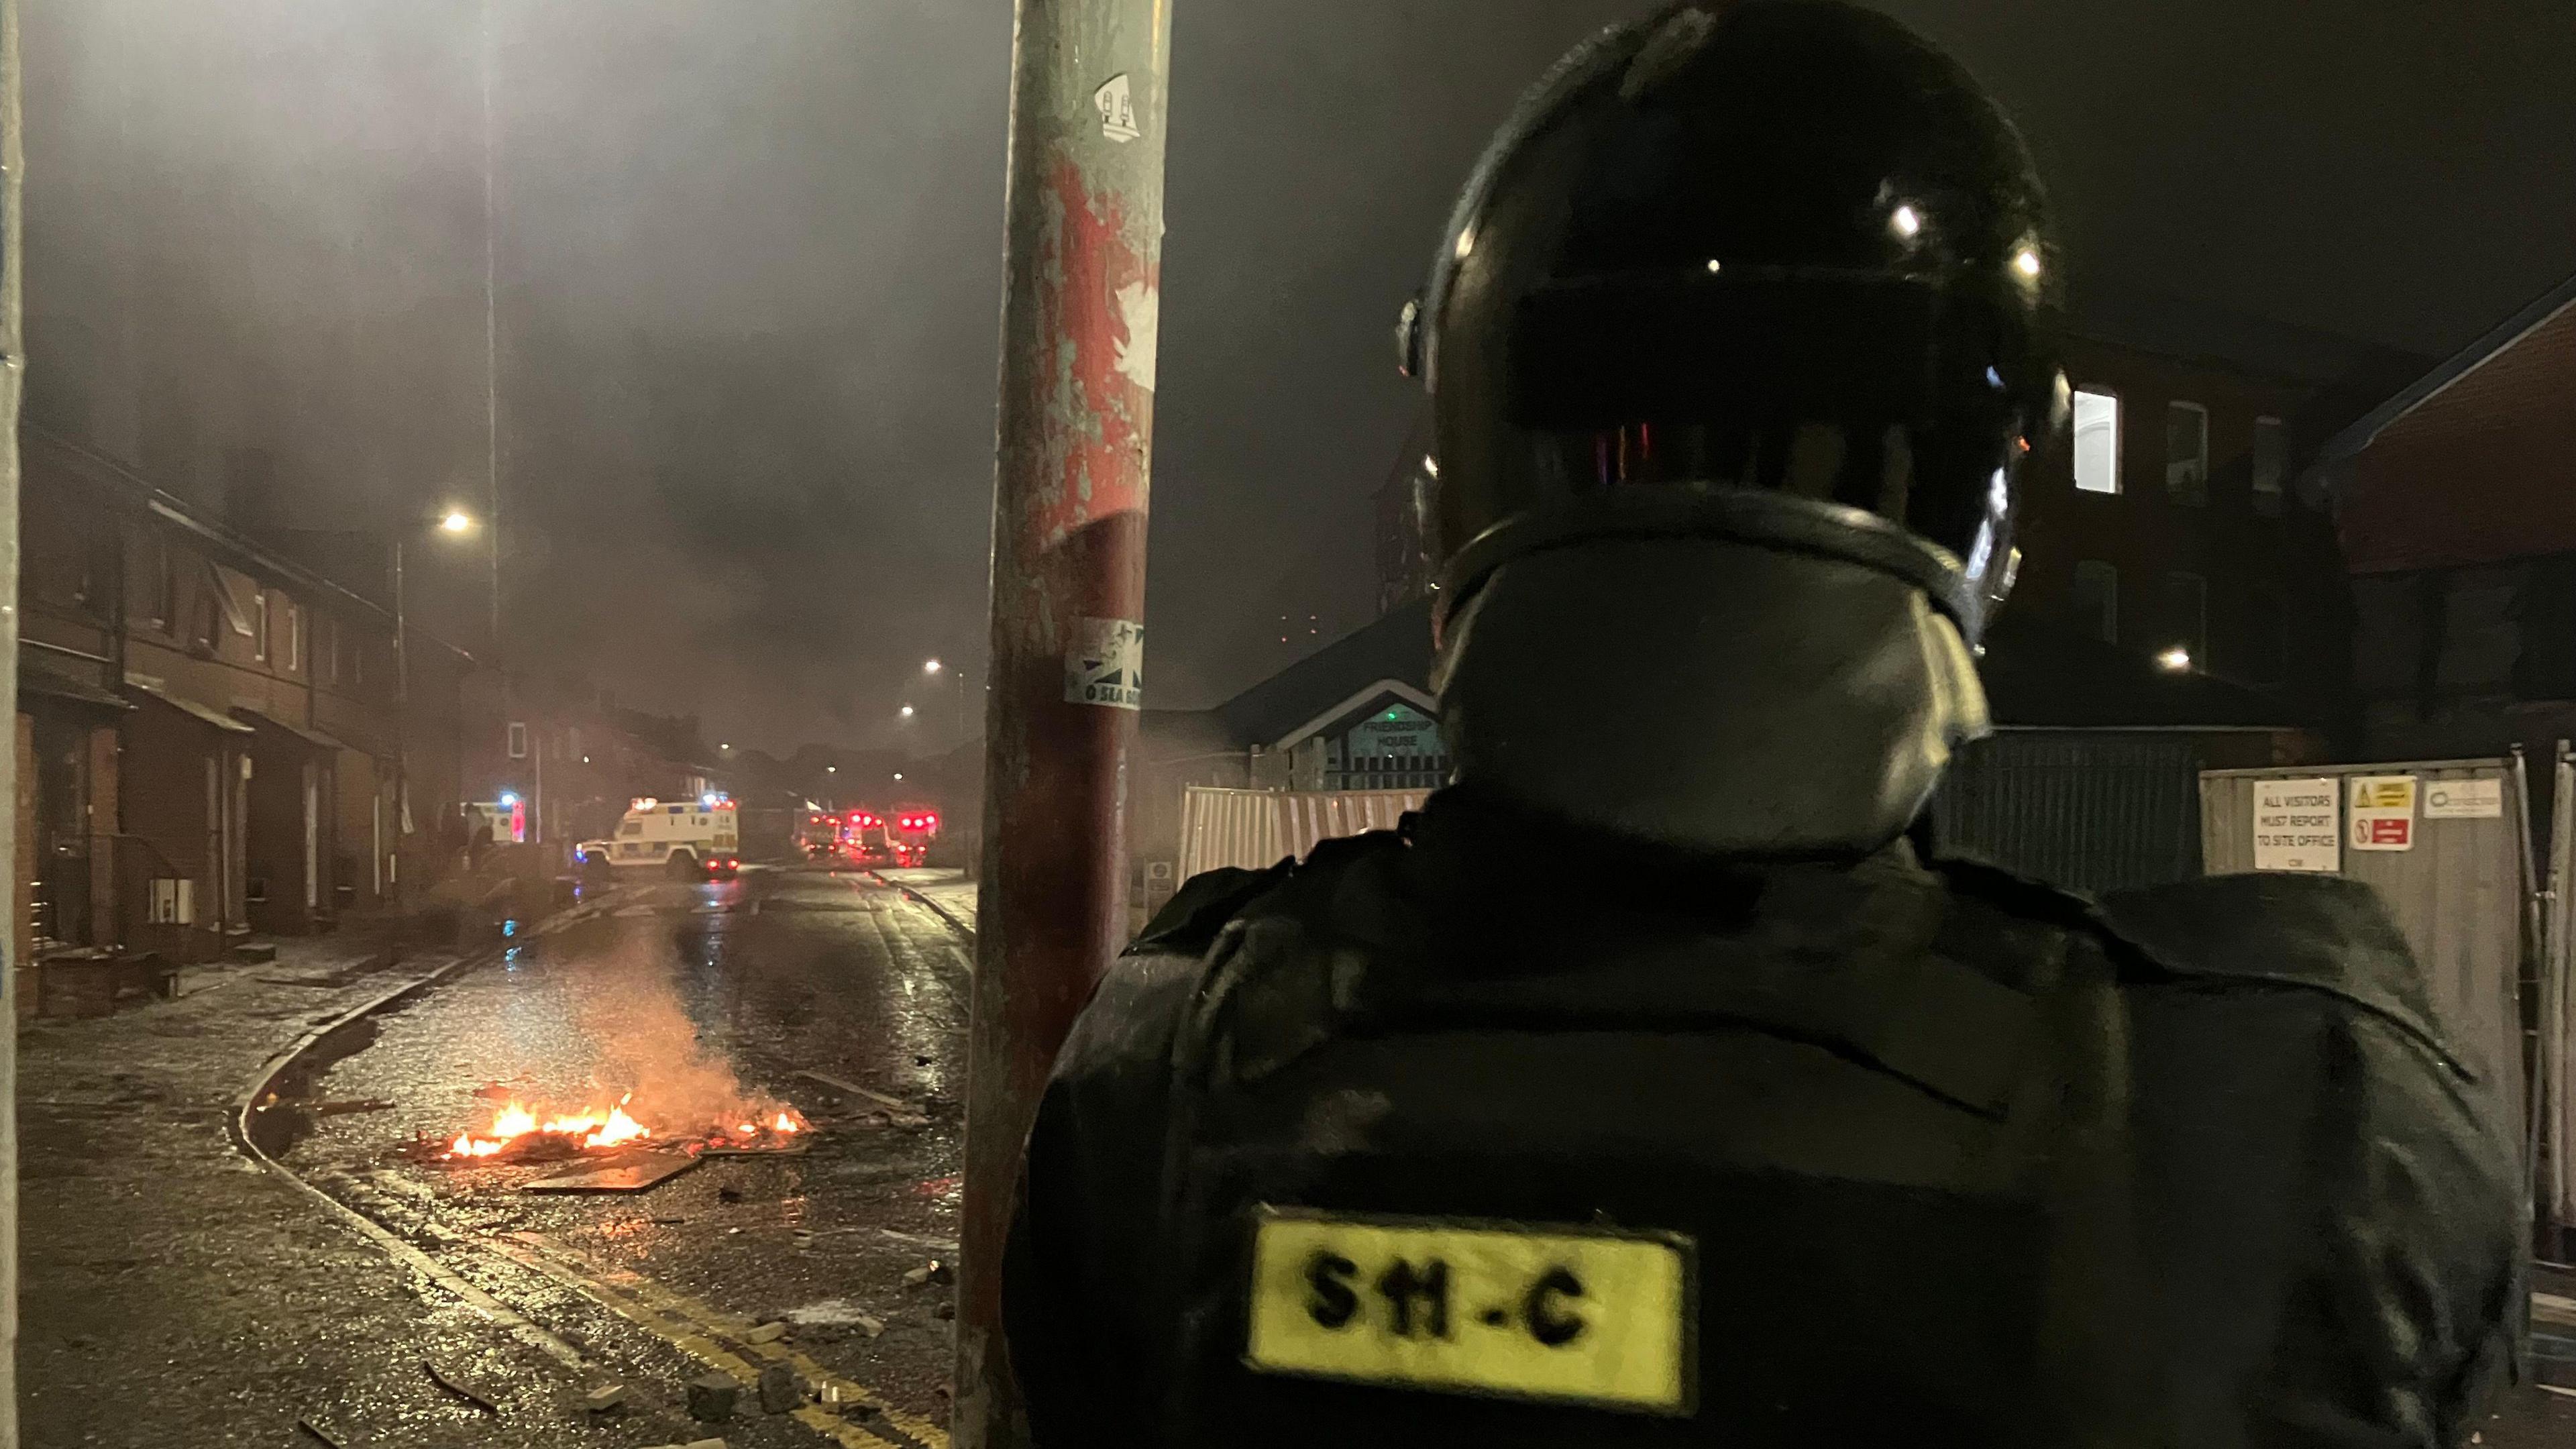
[1126,830,1405,960]
[2098,871,2464,1072]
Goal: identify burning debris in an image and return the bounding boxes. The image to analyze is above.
[438,1097,808,1163]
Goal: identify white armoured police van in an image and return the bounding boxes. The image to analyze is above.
[577,795,741,879]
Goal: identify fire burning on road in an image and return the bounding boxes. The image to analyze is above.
[442,1095,808,1161]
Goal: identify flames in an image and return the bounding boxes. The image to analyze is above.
[443,1094,800,1161]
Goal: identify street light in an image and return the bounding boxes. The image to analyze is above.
[2156,645,2194,673]
[924,659,943,674]
[894,772,905,782]
[394,506,486,878]
[900,705,916,718]
[826,765,837,774]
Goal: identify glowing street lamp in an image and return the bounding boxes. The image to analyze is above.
[2156,646,2194,674]
[900,705,916,718]
[438,508,476,534]
[924,659,943,674]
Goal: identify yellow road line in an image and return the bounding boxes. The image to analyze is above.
[496,1231,951,1449]
[480,1232,916,1449]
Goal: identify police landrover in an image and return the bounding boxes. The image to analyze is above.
[577,794,742,879]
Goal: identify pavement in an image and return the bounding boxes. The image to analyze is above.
[869,869,975,940]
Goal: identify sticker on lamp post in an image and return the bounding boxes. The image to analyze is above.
[2348,775,2417,851]
[1095,74,1140,143]
[2252,777,2339,873]
[1066,618,1144,710]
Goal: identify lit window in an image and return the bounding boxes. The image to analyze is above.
[2073,389,2121,494]
[2165,402,2208,506]
[2253,416,2287,515]
[2072,561,2118,644]
[254,589,271,661]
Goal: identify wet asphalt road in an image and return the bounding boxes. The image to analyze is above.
[270,863,975,1447]
[17,864,971,1448]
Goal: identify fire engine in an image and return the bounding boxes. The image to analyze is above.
[798,811,845,860]
[577,795,741,879]
[889,806,941,867]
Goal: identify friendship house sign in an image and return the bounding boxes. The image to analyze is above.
[2252,777,2341,873]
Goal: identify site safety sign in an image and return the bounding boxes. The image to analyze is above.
[2349,775,2418,852]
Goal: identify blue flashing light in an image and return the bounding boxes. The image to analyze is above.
[498,791,520,806]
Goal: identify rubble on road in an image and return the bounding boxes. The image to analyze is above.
[757,1362,804,1413]
[686,1372,740,1422]
[902,1258,956,1289]
[780,1297,885,1336]
[743,1320,786,1344]
[795,1068,915,1113]
[423,1358,500,1415]
[584,1383,629,1414]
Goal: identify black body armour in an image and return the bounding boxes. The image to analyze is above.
[1005,794,2525,1449]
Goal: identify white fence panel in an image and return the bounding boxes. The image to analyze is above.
[1175,786,1428,881]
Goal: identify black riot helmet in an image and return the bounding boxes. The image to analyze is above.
[1400,0,2068,647]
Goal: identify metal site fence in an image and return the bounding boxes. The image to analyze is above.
[2202,759,2538,1192]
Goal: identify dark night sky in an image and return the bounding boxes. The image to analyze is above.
[23,2,2576,753]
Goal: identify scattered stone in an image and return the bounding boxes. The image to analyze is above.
[584,1383,629,1414]
[744,1320,787,1344]
[856,1313,886,1338]
[686,1439,729,1449]
[757,1362,804,1413]
[887,1112,933,1129]
[686,1373,740,1422]
[934,1300,955,1321]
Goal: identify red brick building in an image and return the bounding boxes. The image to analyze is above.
[15,427,471,989]
[2306,268,2576,765]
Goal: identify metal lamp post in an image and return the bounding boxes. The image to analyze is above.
[392,507,481,891]
[957,0,1174,1442]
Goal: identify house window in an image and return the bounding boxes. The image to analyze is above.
[2253,416,2287,515]
[145,537,173,629]
[286,603,305,674]
[2073,389,2121,494]
[252,588,271,661]
[320,616,338,684]
[2165,401,2208,506]
[507,722,529,760]
[194,578,221,652]
[2071,561,2119,644]
[2163,572,2208,669]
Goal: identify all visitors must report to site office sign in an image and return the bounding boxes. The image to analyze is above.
[2253,777,2343,872]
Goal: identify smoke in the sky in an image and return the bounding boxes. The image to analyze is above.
[22,0,2576,749]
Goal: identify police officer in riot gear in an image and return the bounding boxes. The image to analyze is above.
[1004,3,2526,1445]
